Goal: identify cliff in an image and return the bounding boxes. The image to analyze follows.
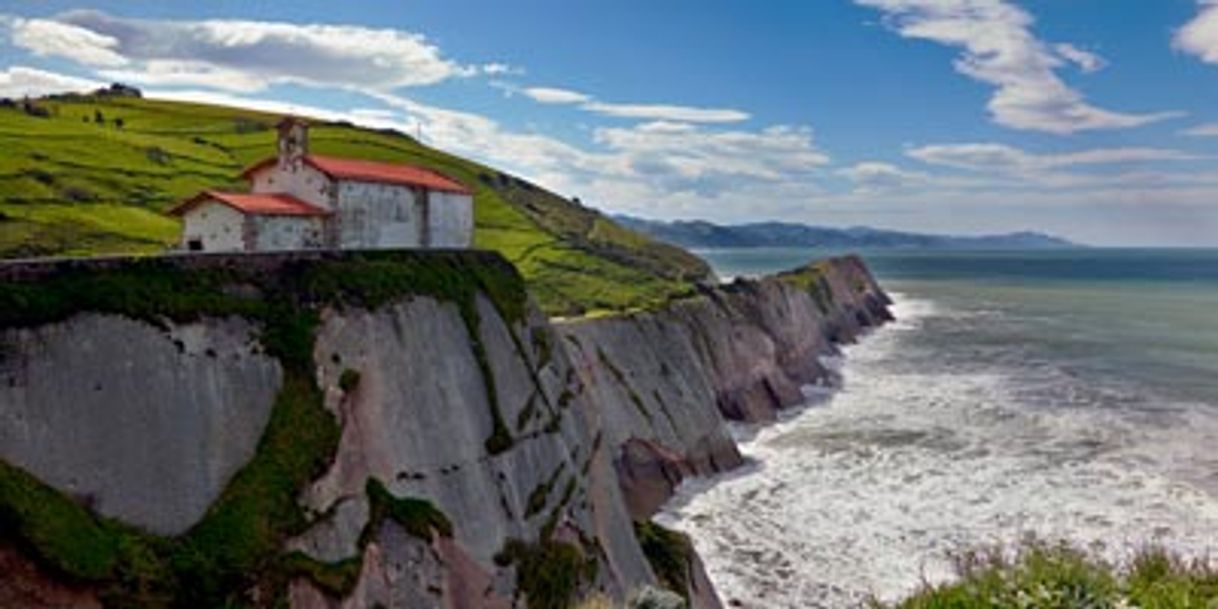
[0,251,890,608]
[560,256,892,520]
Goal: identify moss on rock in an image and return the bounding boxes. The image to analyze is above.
[363,478,453,543]
[496,538,597,609]
[634,521,693,606]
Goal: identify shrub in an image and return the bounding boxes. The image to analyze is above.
[888,542,1218,609]
[634,522,692,604]
[496,538,596,609]
[338,368,361,393]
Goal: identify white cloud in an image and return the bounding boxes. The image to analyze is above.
[907,143,1198,172]
[1181,122,1218,137]
[480,63,520,76]
[592,122,827,195]
[10,17,128,67]
[5,10,475,92]
[855,0,1177,134]
[1053,43,1106,73]
[520,85,750,123]
[148,89,390,126]
[522,86,592,104]
[0,65,103,98]
[837,162,927,191]
[101,60,266,93]
[1176,0,1218,63]
[582,101,750,123]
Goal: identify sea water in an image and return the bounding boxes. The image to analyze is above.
[657,248,1218,608]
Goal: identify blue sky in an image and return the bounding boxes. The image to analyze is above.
[3,1,1218,245]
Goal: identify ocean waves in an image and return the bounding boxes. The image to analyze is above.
[658,289,1218,609]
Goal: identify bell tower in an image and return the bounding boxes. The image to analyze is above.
[276,117,309,171]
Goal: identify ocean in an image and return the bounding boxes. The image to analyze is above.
[657,248,1218,608]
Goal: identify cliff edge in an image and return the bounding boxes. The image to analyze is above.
[0,251,890,608]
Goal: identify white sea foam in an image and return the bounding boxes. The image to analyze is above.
[658,292,1218,609]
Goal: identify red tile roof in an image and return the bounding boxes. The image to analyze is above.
[241,155,473,194]
[169,191,331,217]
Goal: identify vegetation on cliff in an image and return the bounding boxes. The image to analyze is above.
[0,95,711,315]
[634,521,694,605]
[886,542,1218,609]
[0,250,528,606]
[776,260,836,314]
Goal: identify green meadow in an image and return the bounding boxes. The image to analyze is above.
[0,95,711,315]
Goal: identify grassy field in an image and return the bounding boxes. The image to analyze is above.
[0,94,712,315]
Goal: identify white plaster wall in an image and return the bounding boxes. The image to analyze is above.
[336,180,422,249]
[182,201,246,252]
[250,164,334,210]
[252,216,326,252]
[426,191,474,248]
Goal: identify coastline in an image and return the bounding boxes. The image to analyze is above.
[0,251,894,607]
[654,249,1218,607]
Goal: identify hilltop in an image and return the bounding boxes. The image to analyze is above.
[0,92,711,315]
[617,216,1078,250]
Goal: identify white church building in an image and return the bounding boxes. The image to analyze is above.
[170,117,475,252]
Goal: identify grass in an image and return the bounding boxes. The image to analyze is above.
[496,538,598,609]
[634,521,693,605]
[0,250,520,607]
[887,542,1218,609]
[364,478,453,542]
[776,260,836,314]
[0,95,711,315]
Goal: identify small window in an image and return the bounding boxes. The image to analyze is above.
[187,238,203,252]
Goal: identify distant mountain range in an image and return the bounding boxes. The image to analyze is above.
[614,216,1079,250]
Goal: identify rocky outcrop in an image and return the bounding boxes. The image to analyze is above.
[0,313,280,534]
[0,251,890,609]
[0,543,101,609]
[560,255,891,521]
[290,293,652,603]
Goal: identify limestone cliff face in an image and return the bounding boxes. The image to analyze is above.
[0,314,280,535]
[560,255,893,520]
[0,252,890,609]
[289,294,653,606]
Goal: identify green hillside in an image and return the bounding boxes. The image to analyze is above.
[0,94,712,316]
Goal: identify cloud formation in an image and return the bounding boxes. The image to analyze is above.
[521,85,750,123]
[0,65,102,98]
[1053,43,1106,73]
[855,0,1177,133]
[6,10,475,92]
[837,162,927,192]
[1176,1,1218,63]
[1181,123,1218,137]
[366,90,824,204]
[583,102,750,124]
[522,86,592,104]
[907,142,1199,172]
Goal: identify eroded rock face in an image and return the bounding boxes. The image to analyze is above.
[291,294,654,605]
[0,254,889,609]
[558,256,893,520]
[0,542,100,609]
[290,523,512,609]
[0,314,280,534]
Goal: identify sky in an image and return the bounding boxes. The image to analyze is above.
[3,1,1218,245]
